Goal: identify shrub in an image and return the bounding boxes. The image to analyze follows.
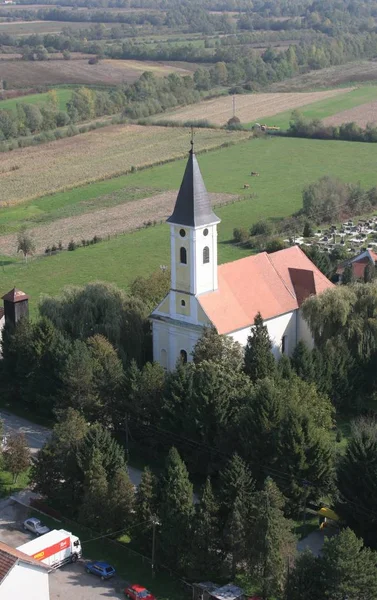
[51,244,57,252]
[68,240,77,251]
[233,227,249,243]
[250,219,274,237]
[265,237,287,253]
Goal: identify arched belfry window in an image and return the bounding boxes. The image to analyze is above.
[180,349,188,364]
[203,246,210,264]
[180,247,187,264]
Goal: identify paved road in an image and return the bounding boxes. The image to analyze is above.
[0,410,143,487]
[0,410,50,455]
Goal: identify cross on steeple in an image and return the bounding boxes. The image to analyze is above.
[190,126,195,153]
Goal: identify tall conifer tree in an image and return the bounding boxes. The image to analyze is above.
[244,312,275,381]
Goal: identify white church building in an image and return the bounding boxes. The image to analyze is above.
[151,147,333,370]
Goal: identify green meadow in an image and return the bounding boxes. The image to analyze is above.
[2,135,377,310]
[0,88,72,113]
[259,85,377,129]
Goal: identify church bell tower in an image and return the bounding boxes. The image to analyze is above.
[151,142,220,370]
[167,144,220,299]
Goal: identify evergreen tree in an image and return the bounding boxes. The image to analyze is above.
[239,378,283,483]
[79,447,108,532]
[107,468,135,533]
[223,494,249,579]
[244,312,275,381]
[285,550,323,600]
[337,418,377,540]
[277,410,333,512]
[364,261,376,283]
[303,221,314,238]
[249,478,296,600]
[59,339,98,419]
[218,453,255,527]
[341,263,354,285]
[158,447,195,571]
[135,467,157,549]
[320,528,377,600]
[190,477,221,578]
[77,423,126,482]
[86,334,124,425]
[290,341,315,382]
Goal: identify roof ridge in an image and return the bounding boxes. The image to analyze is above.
[265,250,297,301]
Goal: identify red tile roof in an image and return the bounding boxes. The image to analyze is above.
[0,541,50,583]
[199,246,333,335]
[1,288,29,303]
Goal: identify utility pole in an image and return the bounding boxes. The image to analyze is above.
[125,413,129,462]
[232,94,236,118]
[151,516,160,578]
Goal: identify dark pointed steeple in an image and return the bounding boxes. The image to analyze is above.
[167,148,220,228]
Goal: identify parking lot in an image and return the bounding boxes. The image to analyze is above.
[0,498,125,600]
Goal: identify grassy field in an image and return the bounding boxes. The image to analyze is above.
[154,88,352,125]
[0,20,104,35]
[0,125,250,204]
[0,58,193,88]
[260,85,377,129]
[0,88,72,112]
[2,136,377,308]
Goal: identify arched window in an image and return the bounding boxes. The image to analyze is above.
[160,349,167,369]
[180,247,187,264]
[180,349,188,364]
[203,246,210,264]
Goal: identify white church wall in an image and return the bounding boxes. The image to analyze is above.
[297,309,314,350]
[152,319,202,371]
[228,310,298,358]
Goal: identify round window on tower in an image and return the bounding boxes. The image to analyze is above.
[203,228,209,236]
[179,229,186,237]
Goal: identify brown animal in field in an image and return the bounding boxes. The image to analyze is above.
[250,171,259,176]
[243,183,250,189]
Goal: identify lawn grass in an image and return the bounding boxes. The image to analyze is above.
[0,469,30,499]
[0,88,72,113]
[29,509,188,600]
[259,85,377,129]
[2,136,377,309]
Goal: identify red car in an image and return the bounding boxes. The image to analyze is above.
[124,584,156,600]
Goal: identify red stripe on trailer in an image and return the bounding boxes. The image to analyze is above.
[32,537,70,561]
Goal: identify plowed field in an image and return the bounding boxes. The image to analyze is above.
[0,191,236,255]
[154,89,353,125]
[0,124,250,204]
[0,58,192,87]
[323,100,377,127]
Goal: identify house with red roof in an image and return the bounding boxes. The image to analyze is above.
[151,148,333,370]
[336,248,377,282]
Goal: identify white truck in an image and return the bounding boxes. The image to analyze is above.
[17,528,82,568]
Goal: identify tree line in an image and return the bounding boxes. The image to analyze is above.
[287,110,377,144]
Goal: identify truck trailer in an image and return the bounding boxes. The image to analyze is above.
[17,528,82,568]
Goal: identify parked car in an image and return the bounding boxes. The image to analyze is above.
[23,518,50,536]
[124,584,157,600]
[86,561,116,580]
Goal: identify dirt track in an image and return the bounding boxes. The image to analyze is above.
[0,191,236,255]
[323,100,377,127]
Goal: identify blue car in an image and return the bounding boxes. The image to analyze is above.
[85,561,116,580]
